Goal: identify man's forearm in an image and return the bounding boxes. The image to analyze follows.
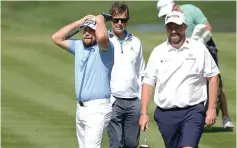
[95,15,109,51]
[205,21,213,32]
[52,19,85,42]
[208,76,219,109]
[141,83,153,115]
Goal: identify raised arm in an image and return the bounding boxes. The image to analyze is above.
[95,15,110,52]
[51,15,95,51]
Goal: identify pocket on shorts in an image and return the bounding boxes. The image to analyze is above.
[195,103,206,115]
[153,107,161,123]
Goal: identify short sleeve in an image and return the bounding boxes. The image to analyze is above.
[143,50,158,86]
[99,41,114,65]
[69,39,77,55]
[203,46,220,77]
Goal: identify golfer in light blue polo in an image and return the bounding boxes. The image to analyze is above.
[52,14,114,148]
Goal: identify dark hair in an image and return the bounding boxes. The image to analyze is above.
[109,1,129,18]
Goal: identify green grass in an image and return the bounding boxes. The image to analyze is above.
[1,1,236,148]
[1,1,236,32]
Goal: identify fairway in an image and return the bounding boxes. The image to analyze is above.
[1,1,236,148]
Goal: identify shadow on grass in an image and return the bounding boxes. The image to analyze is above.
[203,127,234,133]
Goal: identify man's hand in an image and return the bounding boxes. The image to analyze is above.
[83,14,96,22]
[191,24,207,42]
[205,108,217,127]
[95,14,105,23]
[139,114,149,131]
[201,31,212,43]
[191,24,212,43]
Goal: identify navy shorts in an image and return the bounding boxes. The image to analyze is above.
[154,103,206,148]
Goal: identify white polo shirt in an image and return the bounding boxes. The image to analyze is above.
[109,31,145,99]
[143,38,220,109]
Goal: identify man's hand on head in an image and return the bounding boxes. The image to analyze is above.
[83,15,96,22]
[95,15,105,23]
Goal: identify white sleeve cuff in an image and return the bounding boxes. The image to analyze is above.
[204,70,220,78]
[142,78,156,86]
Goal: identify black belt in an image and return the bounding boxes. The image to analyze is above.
[113,96,138,101]
[78,101,84,107]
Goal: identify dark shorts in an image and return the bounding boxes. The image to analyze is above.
[154,103,206,148]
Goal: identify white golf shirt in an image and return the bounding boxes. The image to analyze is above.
[109,31,145,99]
[143,38,220,109]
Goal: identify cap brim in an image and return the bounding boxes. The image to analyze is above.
[164,20,183,26]
[80,25,96,30]
[158,3,173,18]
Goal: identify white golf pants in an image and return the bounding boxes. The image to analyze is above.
[76,99,112,148]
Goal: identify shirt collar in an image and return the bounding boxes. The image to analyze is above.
[84,44,97,51]
[166,38,191,51]
[108,30,133,42]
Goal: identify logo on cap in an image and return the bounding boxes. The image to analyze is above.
[84,19,96,26]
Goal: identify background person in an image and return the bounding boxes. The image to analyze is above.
[107,1,146,148]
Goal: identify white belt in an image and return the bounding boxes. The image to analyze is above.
[78,99,110,107]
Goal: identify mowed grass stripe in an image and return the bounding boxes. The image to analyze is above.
[2,55,75,98]
[2,107,77,148]
[2,36,75,66]
[201,131,236,148]
[2,68,76,116]
[2,88,77,148]
[2,44,74,85]
[2,88,75,132]
[2,126,43,148]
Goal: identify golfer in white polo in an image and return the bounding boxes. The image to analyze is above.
[140,11,220,148]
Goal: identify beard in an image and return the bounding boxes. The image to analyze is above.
[169,33,183,44]
[83,39,97,48]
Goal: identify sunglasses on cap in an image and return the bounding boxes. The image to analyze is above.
[111,18,129,23]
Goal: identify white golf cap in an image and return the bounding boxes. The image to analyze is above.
[157,0,174,18]
[164,11,186,26]
[80,19,97,30]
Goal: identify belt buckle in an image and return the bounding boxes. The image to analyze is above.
[79,101,84,107]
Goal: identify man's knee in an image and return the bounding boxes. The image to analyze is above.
[107,122,123,148]
[124,124,140,148]
[124,138,139,148]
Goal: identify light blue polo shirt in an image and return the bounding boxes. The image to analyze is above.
[69,40,114,102]
[180,4,207,38]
